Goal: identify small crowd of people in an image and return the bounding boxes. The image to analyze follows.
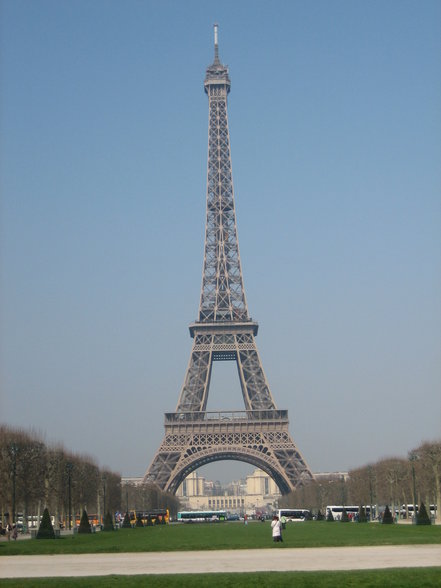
[0,522,18,540]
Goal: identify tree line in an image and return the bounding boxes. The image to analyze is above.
[280,440,441,519]
[0,425,179,529]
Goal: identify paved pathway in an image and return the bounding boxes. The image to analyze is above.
[0,545,440,578]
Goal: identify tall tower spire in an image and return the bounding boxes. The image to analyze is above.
[214,23,219,63]
[205,24,230,93]
[143,28,314,495]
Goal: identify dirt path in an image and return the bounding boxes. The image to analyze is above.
[0,545,440,578]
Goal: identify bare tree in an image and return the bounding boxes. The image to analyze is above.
[413,440,441,521]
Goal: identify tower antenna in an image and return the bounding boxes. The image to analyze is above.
[214,23,219,63]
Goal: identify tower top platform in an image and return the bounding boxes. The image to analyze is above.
[204,24,230,91]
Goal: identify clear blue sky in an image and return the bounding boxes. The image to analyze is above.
[1,0,440,483]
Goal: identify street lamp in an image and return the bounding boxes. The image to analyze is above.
[66,462,73,530]
[8,443,18,525]
[102,474,107,522]
[368,466,374,521]
[409,452,418,522]
[340,475,346,506]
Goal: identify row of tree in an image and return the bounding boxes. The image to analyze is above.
[0,425,179,529]
[121,479,180,519]
[280,440,441,519]
[0,425,121,528]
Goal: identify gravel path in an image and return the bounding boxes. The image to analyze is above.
[0,545,440,578]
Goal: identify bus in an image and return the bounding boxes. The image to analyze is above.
[177,510,227,523]
[130,509,170,525]
[399,504,437,519]
[74,513,100,527]
[325,505,372,521]
[277,509,311,522]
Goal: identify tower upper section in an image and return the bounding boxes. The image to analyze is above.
[204,24,231,93]
[198,25,250,325]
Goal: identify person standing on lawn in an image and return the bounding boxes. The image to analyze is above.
[271,515,283,542]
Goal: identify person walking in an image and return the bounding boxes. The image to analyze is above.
[271,515,283,542]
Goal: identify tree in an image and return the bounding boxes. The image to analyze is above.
[74,457,100,517]
[382,505,394,524]
[416,502,431,525]
[121,481,181,522]
[103,512,114,531]
[122,512,132,528]
[102,470,121,518]
[415,441,441,522]
[18,436,47,530]
[0,425,121,531]
[347,467,371,507]
[341,508,349,522]
[376,457,409,509]
[326,509,334,522]
[358,506,367,523]
[78,509,91,534]
[46,446,69,529]
[36,507,55,539]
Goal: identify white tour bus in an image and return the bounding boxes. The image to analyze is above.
[277,508,311,522]
[325,505,372,521]
[399,504,437,518]
[177,510,227,523]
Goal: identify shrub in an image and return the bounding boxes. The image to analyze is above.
[382,505,394,524]
[122,512,132,528]
[36,508,55,540]
[358,506,367,523]
[103,511,114,531]
[416,502,431,525]
[316,510,325,521]
[78,510,91,534]
[326,509,334,522]
[136,513,144,527]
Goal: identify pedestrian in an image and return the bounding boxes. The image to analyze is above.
[271,515,283,542]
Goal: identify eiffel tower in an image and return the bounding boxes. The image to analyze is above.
[144,25,313,495]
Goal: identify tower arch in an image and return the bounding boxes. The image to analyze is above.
[165,451,292,496]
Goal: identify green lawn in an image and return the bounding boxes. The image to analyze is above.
[1,569,441,587]
[0,521,440,556]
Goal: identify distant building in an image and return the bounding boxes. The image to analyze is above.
[176,468,281,515]
[123,470,349,516]
[314,471,349,482]
[121,476,144,486]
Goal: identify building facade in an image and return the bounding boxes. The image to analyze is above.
[176,468,281,515]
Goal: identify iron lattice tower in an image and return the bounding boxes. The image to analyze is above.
[144,26,313,494]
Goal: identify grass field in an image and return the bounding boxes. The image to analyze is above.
[1,569,441,587]
[0,521,440,556]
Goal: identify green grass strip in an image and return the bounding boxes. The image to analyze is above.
[1,522,440,556]
[1,568,441,587]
